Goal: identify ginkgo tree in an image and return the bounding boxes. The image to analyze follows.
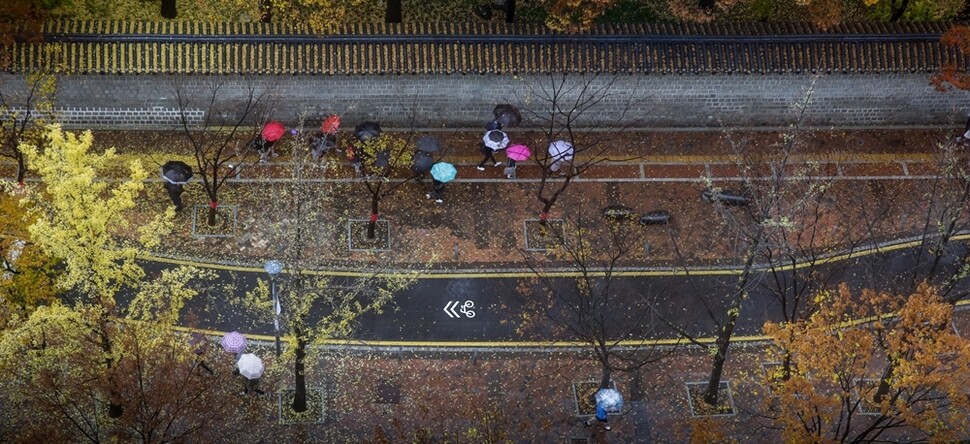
[15,124,174,418]
[18,124,173,304]
[762,283,970,442]
[0,190,60,328]
[0,267,275,443]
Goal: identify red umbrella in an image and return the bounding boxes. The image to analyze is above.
[322,115,341,134]
[262,121,285,142]
[505,144,531,161]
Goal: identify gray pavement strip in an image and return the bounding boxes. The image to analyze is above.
[138,230,970,277]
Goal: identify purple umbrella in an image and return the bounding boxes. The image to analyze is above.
[220,331,247,353]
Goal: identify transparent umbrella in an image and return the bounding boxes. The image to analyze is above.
[595,388,623,412]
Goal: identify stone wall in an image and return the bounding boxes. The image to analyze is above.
[2,72,966,129]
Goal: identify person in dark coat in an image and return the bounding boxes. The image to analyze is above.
[251,137,276,163]
[959,113,970,142]
[426,179,446,204]
[163,182,185,212]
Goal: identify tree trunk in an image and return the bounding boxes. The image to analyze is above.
[16,156,25,185]
[872,364,894,404]
[703,310,738,405]
[260,0,272,22]
[704,237,759,406]
[599,364,612,389]
[207,202,218,227]
[385,0,402,23]
[99,325,123,418]
[889,0,909,21]
[291,324,308,413]
[504,0,516,22]
[366,196,379,239]
[161,0,177,19]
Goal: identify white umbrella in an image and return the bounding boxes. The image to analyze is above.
[483,130,509,151]
[548,140,574,162]
[237,353,264,380]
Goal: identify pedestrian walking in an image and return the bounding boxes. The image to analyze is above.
[584,401,611,431]
[251,137,276,163]
[958,112,970,142]
[477,130,509,171]
[163,182,185,211]
[426,179,447,204]
[504,144,531,180]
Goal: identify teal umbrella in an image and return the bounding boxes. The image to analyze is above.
[430,162,457,183]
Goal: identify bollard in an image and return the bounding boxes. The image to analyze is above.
[701,190,750,206]
[639,210,671,225]
[602,205,636,221]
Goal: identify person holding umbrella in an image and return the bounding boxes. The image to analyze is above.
[504,143,531,179]
[161,160,193,211]
[476,129,509,171]
[309,115,341,161]
[493,104,522,128]
[253,121,285,163]
[428,162,457,204]
[584,388,623,432]
[412,136,439,183]
[548,139,574,174]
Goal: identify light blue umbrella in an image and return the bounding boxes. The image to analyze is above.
[430,162,458,183]
[595,388,623,412]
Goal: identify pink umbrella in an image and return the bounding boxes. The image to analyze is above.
[262,122,285,142]
[220,331,247,353]
[506,144,531,162]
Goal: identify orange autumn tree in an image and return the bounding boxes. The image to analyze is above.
[762,283,970,442]
[933,24,970,91]
[541,0,617,31]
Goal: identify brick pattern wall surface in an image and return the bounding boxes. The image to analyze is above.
[2,73,967,129]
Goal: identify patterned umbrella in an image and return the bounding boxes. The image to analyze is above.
[430,162,458,183]
[321,115,341,134]
[262,122,285,142]
[483,130,509,151]
[237,353,264,380]
[505,144,531,161]
[595,388,624,412]
[220,331,247,354]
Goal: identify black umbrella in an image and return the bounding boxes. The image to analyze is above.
[411,151,434,173]
[355,121,382,142]
[374,150,391,168]
[161,161,193,185]
[416,135,441,153]
[493,104,522,127]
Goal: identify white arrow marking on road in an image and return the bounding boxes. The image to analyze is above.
[444,300,460,318]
